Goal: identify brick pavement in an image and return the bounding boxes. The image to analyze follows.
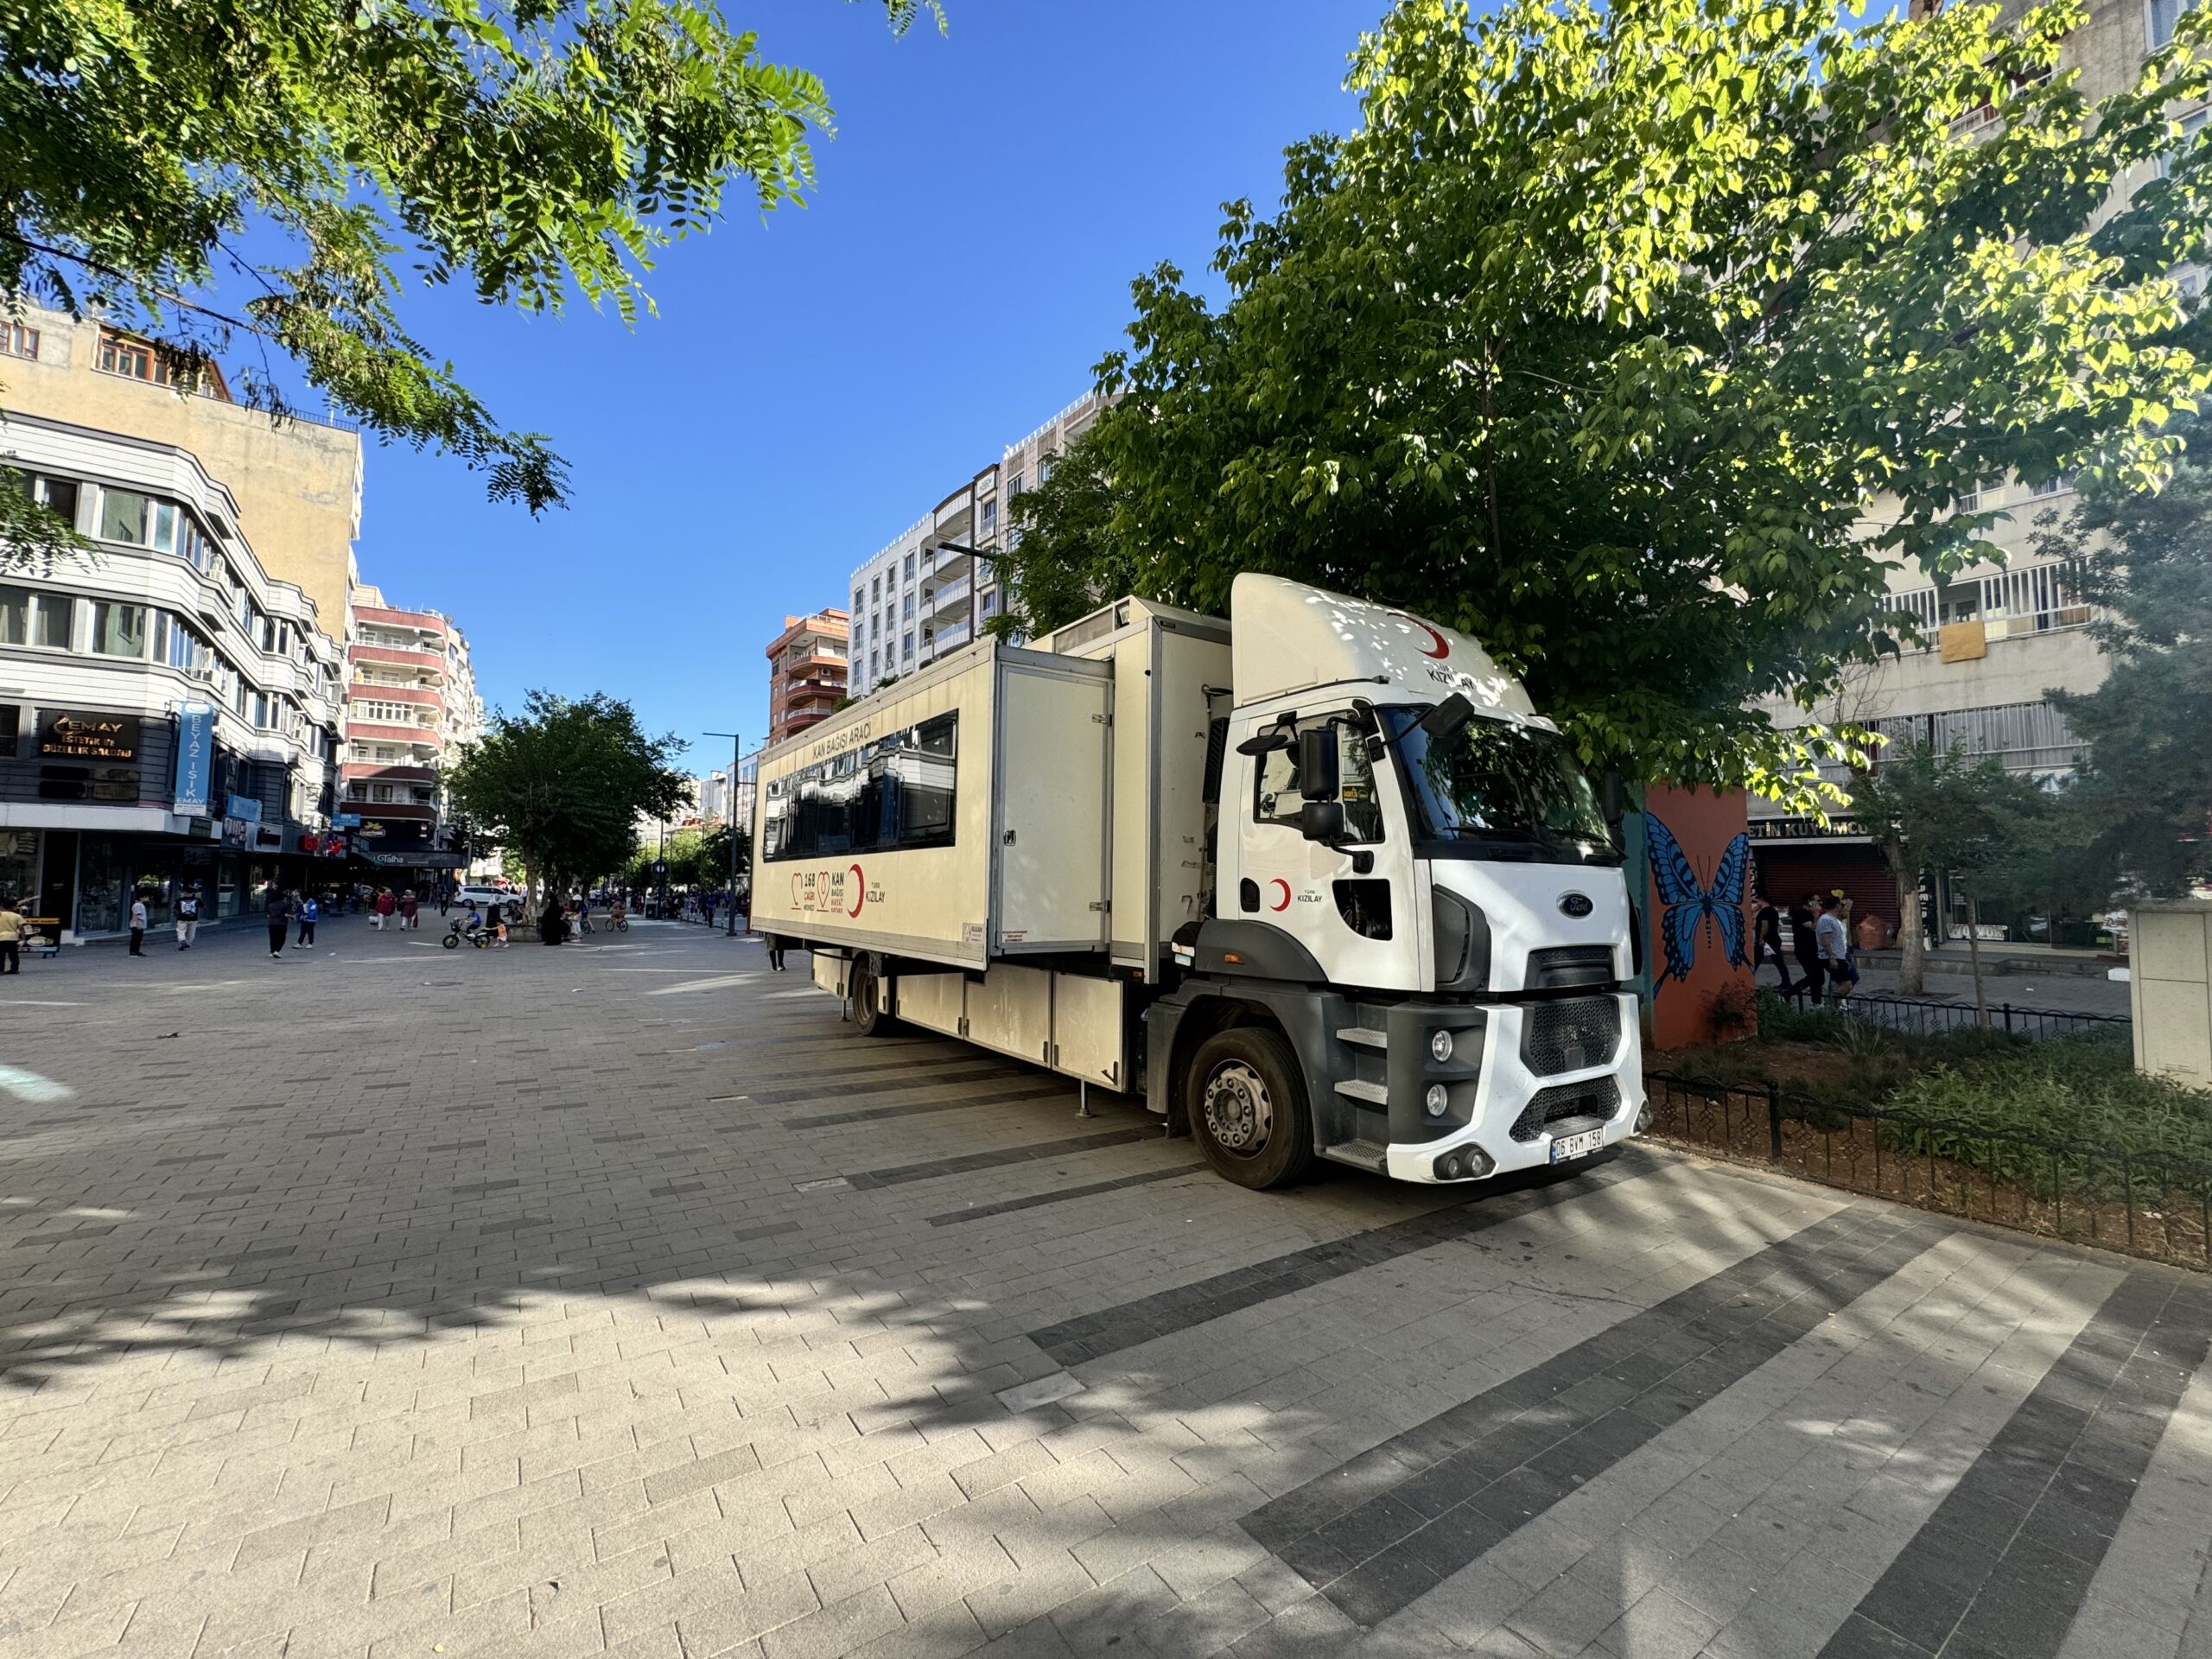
[0,913,2206,1658]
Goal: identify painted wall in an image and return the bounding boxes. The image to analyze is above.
[1639,784,1758,1051]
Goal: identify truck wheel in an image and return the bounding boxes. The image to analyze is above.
[851,958,897,1037]
[1185,1027,1314,1190]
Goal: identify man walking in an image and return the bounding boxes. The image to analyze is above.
[175,885,200,950]
[296,892,319,949]
[1815,893,1856,1008]
[266,887,292,959]
[1789,894,1822,1005]
[127,890,148,957]
[0,896,22,976]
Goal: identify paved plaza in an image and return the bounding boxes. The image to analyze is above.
[0,916,2207,1659]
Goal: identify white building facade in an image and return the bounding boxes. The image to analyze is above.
[0,410,346,938]
[845,391,1111,700]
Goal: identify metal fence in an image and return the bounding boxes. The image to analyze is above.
[1644,1070,2212,1271]
[1789,991,2131,1044]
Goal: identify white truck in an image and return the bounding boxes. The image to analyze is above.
[749,574,1644,1190]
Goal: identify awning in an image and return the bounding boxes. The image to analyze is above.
[363,849,467,869]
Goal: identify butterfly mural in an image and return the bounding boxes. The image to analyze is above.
[1646,814,1751,984]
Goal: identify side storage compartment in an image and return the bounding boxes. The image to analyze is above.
[964,963,1055,1064]
[811,950,850,997]
[895,972,964,1039]
[1052,973,1127,1090]
[992,653,1111,954]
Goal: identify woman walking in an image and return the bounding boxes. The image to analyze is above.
[266,887,292,959]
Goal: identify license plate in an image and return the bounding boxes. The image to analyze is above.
[1549,1127,1605,1164]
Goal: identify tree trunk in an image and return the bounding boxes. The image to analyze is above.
[1891,839,1926,995]
[1965,889,1988,1027]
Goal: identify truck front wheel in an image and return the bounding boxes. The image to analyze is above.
[850,957,896,1038]
[1185,1027,1314,1191]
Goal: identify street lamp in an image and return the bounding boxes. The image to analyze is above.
[703,730,743,937]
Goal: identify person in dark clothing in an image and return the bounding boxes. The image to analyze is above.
[265,888,292,959]
[1753,895,1794,993]
[766,933,786,972]
[1789,894,1822,1003]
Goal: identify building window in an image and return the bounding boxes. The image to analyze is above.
[903,553,916,580]
[869,648,880,676]
[872,575,881,601]
[370,782,394,803]
[902,631,915,660]
[982,499,997,534]
[2029,472,2073,498]
[8,469,79,531]
[982,588,997,617]
[902,593,915,620]
[355,699,424,725]
[96,330,193,385]
[2152,0,2196,47]
[411,787,435,805]
[0,321,36,360]
[852,589,863,612]
[96,487,185,552]
[89,600,147,658]
[1008,470,1024,498]
[0,586,73,650]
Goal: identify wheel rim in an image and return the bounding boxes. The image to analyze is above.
[1203,1060,1274,1159]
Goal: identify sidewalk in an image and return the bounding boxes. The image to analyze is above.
[1753,960,2134,1017]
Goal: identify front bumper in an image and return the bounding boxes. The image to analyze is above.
[1370,992,1644,1183]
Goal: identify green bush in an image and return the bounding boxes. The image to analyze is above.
[1886,1038,2212,1166]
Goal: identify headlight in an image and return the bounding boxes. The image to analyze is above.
[1429,1029,1454,1064]
[1424,1084,1450,1117]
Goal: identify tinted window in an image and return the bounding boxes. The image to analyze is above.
[764,711,957,862]
[1254,715,1385,841]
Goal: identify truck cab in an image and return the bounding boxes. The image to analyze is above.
[1152,575,1643,1188]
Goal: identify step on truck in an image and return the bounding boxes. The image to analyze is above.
[749,574,1645,1190]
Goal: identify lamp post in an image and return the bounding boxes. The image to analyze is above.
[703,730,742,937]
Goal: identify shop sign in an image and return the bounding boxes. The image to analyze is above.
[172,704,213,815]
[39,711,139,763]
[225,793,262,823]
[221,817,248,848]
[250,823,283,853]
[331,812,362,829]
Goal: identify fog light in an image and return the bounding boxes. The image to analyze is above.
[1440,1151,1464,1179]
[1424,1083,1450,1117]
[1635,1098,1653,1134]
[1429,1028,1454,1064]
[1431,1145,1495,1181]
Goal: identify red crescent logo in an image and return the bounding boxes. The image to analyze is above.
[847,864,865,918]
[1389,612,1450,660]
[1269,879,1293,912]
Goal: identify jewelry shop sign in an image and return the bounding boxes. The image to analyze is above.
[39,711,141,764]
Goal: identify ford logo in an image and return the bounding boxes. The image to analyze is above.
[1558,892,1594,918]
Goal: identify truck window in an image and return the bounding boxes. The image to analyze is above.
[1253,715,1384,842]
[763,710,958,861]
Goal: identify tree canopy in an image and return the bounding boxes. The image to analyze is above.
[0,0,938,512]
[2037,421,2212,897]
[445,690,689,897]
[1001,0,2212,806]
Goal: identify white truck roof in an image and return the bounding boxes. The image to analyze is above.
[1229,573,1541,721]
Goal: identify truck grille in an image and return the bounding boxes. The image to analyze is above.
[1521,997,1621,1077]
[1510,1078,1622,1142]
[1527,944,1614,989]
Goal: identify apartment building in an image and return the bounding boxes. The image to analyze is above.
[765,608,849,745]
[1753,0,2202,948]
[845,391,1110,700]
[0,302,363,649]
[0,409,346,938]
[340,588,481,883]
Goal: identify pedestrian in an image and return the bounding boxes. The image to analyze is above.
[374,887,395,930]
[174,885,200,949]
[437,884,450,917]
[1815,894,1857,1007]
[127,889,148,957]
[296,891,319,948]
[1789,893,1822,1004]
[766,932,786,972]
[0,895,22,976]
[400,888,419,930]
[266,887,292,959]
[575,892,592,936]
[1753,893,1794,994]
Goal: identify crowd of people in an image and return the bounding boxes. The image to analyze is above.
[1753,890,1886,1007]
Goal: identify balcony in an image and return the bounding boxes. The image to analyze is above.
[925,576,971,613]
[927,620,972,652]
[342,762,437,786]
[352,643,446,677]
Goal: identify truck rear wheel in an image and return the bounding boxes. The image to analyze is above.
[850,957,896,1037]
[1185,1027,1314,1190]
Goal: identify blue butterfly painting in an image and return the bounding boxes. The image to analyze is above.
[1645,815,1751,984]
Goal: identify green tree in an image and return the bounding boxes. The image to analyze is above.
[1002,0,2212,807]
[2036,421,2212,897]
[995,429,1134,637]
[446,691,688,912]
[1851,741,2050,1016]
[0,0,938,519]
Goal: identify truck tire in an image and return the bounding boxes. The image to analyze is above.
[1185,1027,1314,1190]
[851,957,897,1037]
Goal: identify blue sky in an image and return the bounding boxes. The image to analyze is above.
[350,0,1366,776]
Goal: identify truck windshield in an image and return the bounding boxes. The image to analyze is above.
[1379,706,1618,864]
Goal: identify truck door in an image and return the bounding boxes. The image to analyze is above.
[1234,709,1421,993]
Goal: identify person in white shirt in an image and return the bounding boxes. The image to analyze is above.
[1814,895,1855,1006]
[128,892,149,957]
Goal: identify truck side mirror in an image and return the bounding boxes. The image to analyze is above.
[1417,693,1475,741]
[1297,727,1340,801]
[1300,800,1346,843]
